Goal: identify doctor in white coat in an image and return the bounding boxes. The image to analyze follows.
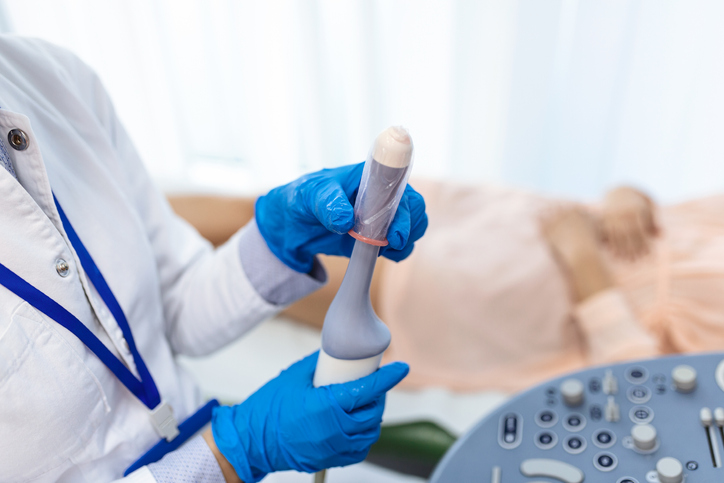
[0,36,428,483]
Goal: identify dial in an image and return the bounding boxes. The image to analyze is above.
[560,378,585,407]
[656,457,683,483]
[631,424,657,451]
[672,365,697,393]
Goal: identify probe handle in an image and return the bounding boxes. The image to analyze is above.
[313,349,383,387]
[312,126,414,483]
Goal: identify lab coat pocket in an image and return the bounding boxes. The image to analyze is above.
[0,303,108,482]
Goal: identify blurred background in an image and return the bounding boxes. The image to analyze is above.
[3,0,724,203]
[4,2,724,481]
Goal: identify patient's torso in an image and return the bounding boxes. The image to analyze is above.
[379,180,582,392]
[380,181,724,393]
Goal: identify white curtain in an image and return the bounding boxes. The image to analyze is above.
[3,0,724,202]
[502,0,724,202]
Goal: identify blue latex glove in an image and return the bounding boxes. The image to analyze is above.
[255,162,428,272]
[211,352,409,482]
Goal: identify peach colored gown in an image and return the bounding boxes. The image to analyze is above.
[379,179,724,393]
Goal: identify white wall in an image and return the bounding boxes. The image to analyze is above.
[3,0,724,202]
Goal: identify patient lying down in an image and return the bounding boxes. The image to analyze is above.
[170,182,724,394]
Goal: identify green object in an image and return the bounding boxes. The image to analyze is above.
[366,420,458,478]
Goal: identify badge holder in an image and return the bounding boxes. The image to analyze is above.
[150,401,181,441]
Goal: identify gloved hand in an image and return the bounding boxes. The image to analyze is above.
[255,162,428,272]
[211,352,409,482]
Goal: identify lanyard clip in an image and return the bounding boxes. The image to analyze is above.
[150,401,180,442]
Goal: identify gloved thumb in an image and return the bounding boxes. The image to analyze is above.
[330,362,410,412]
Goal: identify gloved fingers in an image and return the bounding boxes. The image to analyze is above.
[336,396,385,434]
[386,193,411,250]
[382,185,428,260]
[395,215,429,260]
[381,241,416,263]
[330,425,382,455]
[345,425,383,451]
[406,185,427,224]
[410,214,429,242]
[381,216,427,262]
[331,362,409,412]
[407,187,429,243]
[306,180,355,235]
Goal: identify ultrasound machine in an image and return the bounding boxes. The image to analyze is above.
[430,353,724,482]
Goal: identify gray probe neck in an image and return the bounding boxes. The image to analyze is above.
[320,239,391,360]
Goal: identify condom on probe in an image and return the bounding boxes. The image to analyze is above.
[348,126,415,246]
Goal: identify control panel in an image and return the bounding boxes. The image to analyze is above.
[430,352,724,482]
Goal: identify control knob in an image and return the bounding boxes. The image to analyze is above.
[602,369,618,394]
[672,365,697,393]
[631,424,657,451]
[656,457,683,483]
[701,407,713,427]
[560,378,585,407]
[715,407,724,427]
[605,396,620,422]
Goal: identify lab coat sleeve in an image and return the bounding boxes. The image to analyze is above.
[146,435,226,483]
[113,434,226,483]
[237,219,327,305]
[36,40,323,356]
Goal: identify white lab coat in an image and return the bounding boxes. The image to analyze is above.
[0,36,280,482]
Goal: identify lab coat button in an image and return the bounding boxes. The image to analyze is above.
[8,129,29,151]
[55,258,70,277]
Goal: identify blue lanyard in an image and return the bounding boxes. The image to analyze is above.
[0,194,222,469]
[0,195,161,410]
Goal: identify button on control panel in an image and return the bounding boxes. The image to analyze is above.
[593,428,616,448]
[626,366,649,384]
[535,431,557,450]
[562,413,586,432]
[535,409,557,428]
[431,353,724,483]
[589,403,603,421]
[497,413,522,449]
[627,385,651,404]
[630,405,654,424]
[563,434,587,454]
[594,451,618,471]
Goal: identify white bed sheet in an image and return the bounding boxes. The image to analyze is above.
[178,316,508,482]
